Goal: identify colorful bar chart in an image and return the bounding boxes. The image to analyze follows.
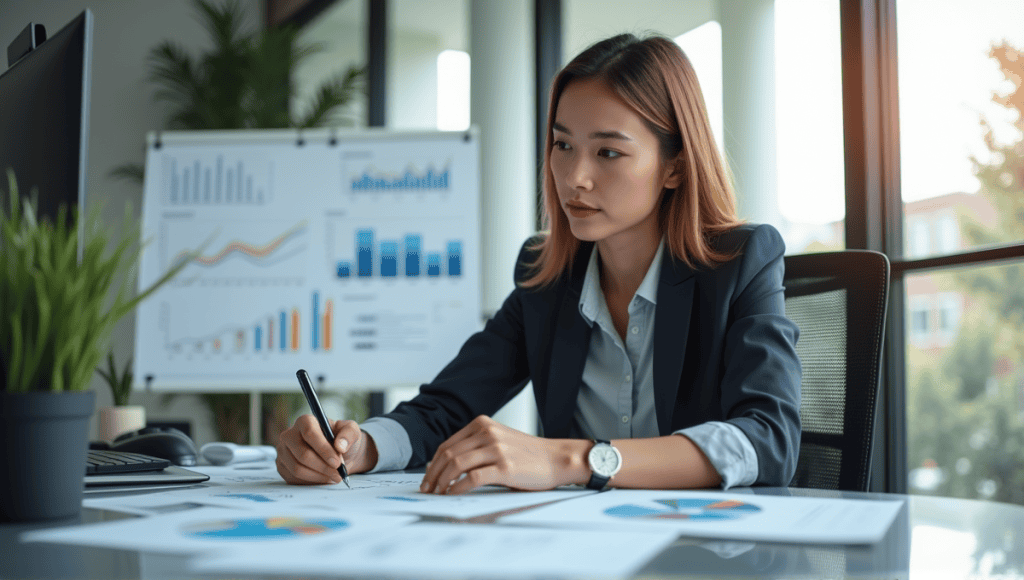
[310,292,333,352]
[340,229,463,280]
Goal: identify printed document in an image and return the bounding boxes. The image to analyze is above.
[500,489,905,544]
[192,522,678,578]
[86,472,596,519]
[23,505,416,555]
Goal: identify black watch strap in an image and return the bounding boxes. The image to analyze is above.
[586,439,611,491]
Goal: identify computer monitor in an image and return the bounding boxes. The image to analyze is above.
[0,9,93,223]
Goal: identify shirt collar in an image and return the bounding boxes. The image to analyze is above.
[578,239,664,325]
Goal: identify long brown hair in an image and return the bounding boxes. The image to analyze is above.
[521,33,743,288]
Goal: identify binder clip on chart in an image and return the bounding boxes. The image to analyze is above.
[200,442,277,466]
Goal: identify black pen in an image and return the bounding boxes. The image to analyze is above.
[296,369,350,488]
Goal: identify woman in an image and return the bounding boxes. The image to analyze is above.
[276,33,801,494]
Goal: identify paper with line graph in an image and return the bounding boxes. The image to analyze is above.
[134,128,481,390]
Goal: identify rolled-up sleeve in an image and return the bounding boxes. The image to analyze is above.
[359,417,413,473]
[676,421,758,489]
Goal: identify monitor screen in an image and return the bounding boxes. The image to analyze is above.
[0,10,92,223]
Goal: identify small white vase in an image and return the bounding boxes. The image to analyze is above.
[98,405,146,441]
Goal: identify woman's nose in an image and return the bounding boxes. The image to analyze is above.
[566,156,594,191]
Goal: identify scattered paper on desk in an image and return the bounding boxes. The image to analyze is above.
[142,472,596,519]
[192,522,678,579]
[184,462,283,485]
[22,505,416,555]
[500,490,905,544]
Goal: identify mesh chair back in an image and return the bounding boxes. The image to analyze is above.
[784,250,889,491]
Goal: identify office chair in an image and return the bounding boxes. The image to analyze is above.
[784,250,890,492]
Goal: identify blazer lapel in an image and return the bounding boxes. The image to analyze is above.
[653,253,697,435]
[543,243,593,438]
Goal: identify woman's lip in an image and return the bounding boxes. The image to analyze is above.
[567,205,600,218]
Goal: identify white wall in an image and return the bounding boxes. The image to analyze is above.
[1,0,262,445]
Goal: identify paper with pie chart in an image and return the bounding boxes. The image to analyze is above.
[23,506,416,554]
[499,490,905,544]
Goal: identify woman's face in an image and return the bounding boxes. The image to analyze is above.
[549,77,680,248]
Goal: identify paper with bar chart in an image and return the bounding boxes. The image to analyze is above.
[134,129,481,389]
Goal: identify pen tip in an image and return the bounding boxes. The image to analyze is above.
[344,477,351,489]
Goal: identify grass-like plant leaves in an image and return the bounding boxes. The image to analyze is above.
[96,352,134,407]
[1,169,195,393]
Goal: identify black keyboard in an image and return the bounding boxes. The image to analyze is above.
[86,450,170,475]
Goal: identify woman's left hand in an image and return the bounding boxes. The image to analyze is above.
[420,415,574,495]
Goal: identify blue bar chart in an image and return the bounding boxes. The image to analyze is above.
[164,155,272,205]
[341,229,463,279]
[136,130,480,389]
[350,164,450,192]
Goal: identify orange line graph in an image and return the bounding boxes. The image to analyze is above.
[174,221,308,266]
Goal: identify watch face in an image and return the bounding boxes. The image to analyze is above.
[588,444,621,477]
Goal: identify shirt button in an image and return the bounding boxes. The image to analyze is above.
[631,327,639,335]
[621,415,630,423]
[625,374,632,382]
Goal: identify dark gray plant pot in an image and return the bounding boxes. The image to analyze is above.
[0,390,95,522]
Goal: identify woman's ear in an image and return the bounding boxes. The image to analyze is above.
[662,156,684,190]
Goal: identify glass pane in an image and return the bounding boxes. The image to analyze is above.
[387,0,468,130]
[774,0,846,254]
[294,0,367,127]
[564,1,846,254]
[906,262,1024,506]
[897,0,1024,258]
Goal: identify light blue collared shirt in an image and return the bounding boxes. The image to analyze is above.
[571,241,758,489]
[361,241,759,488]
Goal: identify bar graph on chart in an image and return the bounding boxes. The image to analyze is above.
[161,153,273,205]
[136,129,481,388]
[327,220,465,281]
[345,160,452,194]
[161,220,309,285]
[159,291,334,359]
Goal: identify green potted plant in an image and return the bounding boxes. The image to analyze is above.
[116,0,368,444]
[95,352,145,441]
[0,171,192,521]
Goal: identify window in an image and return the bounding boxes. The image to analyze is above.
[437,50,470,131]
[774,0,845,254]
[294,0,367,126]
[936,214,960,255]
[907,296,931,347]
[898,0,1024,508]
[907,217,930,257]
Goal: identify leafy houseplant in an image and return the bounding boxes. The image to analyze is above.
[119,0,368,444]
[0,171,192,521]
[95,352,146,441]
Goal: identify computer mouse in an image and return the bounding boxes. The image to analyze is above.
[110,427,199,466]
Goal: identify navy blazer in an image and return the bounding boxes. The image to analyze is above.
[383,223,802,486]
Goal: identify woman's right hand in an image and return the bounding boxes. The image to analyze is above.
[276,415,378,484]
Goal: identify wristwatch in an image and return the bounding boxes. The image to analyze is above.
[586,440,622,490]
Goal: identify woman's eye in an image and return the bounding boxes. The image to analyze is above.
[553,140,570,151]
[598,148,622,159]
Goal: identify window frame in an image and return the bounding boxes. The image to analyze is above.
[842,0,1024,493]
